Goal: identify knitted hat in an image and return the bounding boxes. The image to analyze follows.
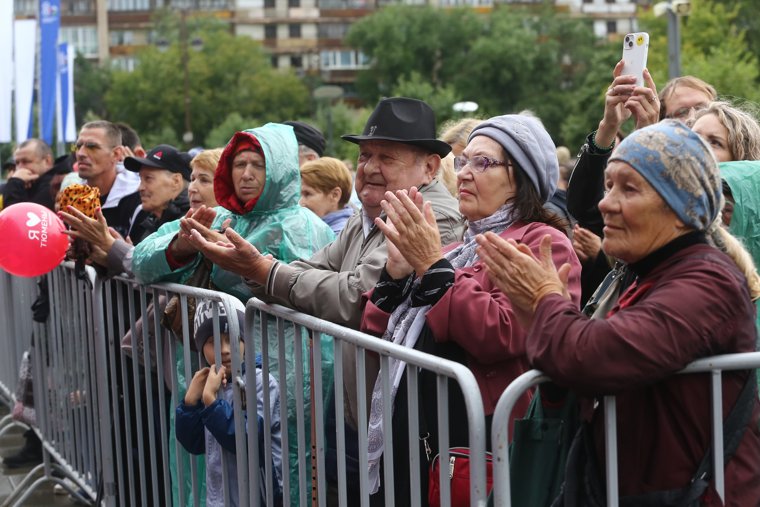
[468,114,558,202]
[193,301,244,353]
[609,119,722,231]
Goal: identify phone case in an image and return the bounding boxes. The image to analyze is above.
[621,32,649,87]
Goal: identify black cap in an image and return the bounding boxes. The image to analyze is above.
[2,157,15,170]
[124,144,191,180]
[342,97,451,157]
[284,121,326,157]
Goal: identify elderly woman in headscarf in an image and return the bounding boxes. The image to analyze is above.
[477,120,760,506]
[359,114,582,504]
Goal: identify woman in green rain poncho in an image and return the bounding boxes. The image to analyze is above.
[720,161,760,335]
[132,122,335,505]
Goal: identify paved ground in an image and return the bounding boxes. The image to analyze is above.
[0,404,78,506]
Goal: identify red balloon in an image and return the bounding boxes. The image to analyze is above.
[0,203,69,277]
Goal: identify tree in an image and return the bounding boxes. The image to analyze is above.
[74,53,112,121]
[639,0,760,102]
[105,11,311,147]
[346,5,482,100]
[347,4,616,148]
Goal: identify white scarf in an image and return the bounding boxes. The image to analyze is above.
[367,204,517,493]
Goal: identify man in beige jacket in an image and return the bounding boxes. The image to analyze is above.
[184,97,465,496]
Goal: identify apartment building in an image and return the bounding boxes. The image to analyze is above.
[13,0,638,91]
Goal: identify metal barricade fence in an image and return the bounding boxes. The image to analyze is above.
[2,263,108,506]
[2,262,489,507]
[94,274,246,507]
[0,269,37,408]
[244,298,489,507]
[490,352,760,507]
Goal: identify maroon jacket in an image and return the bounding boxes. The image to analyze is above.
[361,221,582,417]
[528,242,760,505]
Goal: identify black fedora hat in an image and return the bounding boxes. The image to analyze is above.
[342,97,451,157]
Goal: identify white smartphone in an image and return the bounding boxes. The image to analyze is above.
[621,32,649,87]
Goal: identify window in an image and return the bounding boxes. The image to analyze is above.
[265,25,277,40]
[110,30,135,46]
[110,56,138,72]
[108,0,150,10]
[290,56,303,68]
[265,0,275,7]
[288,0,300,6]
[289,24,301,38]
[59,26,99,58]
[318,23,350,39]
[606,20,617,34]
[320,50,369,70]
[271,56,279,68]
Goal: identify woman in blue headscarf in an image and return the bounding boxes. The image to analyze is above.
[477,120,760,506]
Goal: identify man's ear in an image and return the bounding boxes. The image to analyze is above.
[172,172,185,192]
[423,154,441,183]
[113,145,125,162]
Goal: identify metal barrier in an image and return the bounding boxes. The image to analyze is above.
[1,263,489,507]
[244,298,489,507]
[0,270,37,408]
[491,352,760,507]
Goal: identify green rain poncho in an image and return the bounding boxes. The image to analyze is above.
[132,122,335,505]
[720,161,760,391]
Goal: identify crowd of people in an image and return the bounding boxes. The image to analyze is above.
[1,57,760,507]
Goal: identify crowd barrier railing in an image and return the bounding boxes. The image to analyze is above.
[0,269,37,409]
[3,263,487,507]
[94,273,246,507]
[244,297,489,507]
[490,352,760,507]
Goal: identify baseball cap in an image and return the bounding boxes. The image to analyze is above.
[124,144,191,180]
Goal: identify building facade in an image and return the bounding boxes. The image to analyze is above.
[13,0,638,91]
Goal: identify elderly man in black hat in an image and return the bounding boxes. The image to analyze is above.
[124,144,192,244]
[184,97,464,459]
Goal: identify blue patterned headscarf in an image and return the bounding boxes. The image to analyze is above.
[609,119,723,232]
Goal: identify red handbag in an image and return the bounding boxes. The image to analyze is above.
[428,447,494,507]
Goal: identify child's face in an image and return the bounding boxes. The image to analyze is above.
[202,333,245,372]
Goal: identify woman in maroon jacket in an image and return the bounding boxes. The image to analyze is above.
[360,114,582,505]
[477,120,760,506]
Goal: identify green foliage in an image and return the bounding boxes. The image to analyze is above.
[204,112,259,149]
[104,11,311,148]
[639,0,760,101]
[346,5,481,98]
[348,4,616,148]
[74,53,112,121]
[391,72,461,126]
[312,101,371,161]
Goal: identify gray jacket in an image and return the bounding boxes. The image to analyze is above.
[248,179,465,429]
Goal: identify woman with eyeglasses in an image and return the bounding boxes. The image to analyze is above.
[359,114,582,505]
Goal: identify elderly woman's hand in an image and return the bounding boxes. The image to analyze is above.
[374,187,442,278]
[186,227,273,284]
[60,206,117,253]
[476,233,572,318]
[624,68,660,130]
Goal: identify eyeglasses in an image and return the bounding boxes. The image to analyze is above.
[453,155,507,173]
[72,141,106,153]
[666,103,708,121]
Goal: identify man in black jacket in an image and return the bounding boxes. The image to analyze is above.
[2,138,59,211]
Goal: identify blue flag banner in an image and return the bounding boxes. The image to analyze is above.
[57,43,69,139]
[39,0,60,145]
